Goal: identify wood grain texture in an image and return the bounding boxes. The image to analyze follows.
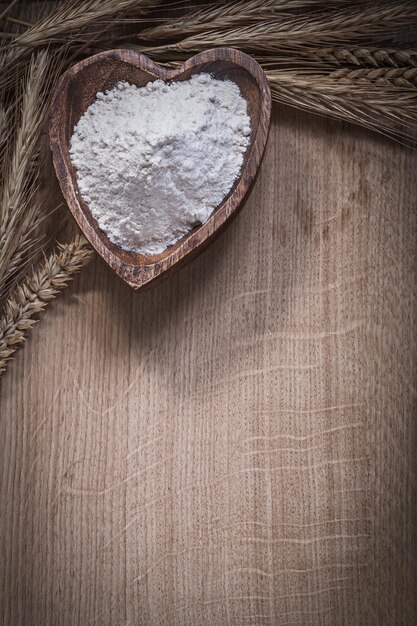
[1,4,417,626]
[49,48,271,290]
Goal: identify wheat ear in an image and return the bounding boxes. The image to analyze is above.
[0,235,94,376]
[309,47,417,68]
[329,67,417,88]
[0,51,50,306]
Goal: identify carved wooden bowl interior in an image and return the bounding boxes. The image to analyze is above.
[49,48,271,290]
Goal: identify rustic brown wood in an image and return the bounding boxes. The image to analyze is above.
[49,48,271,291]
[1,2,417,626]
[3,103,417,626]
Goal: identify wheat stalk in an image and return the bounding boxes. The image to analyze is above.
[268,83,399,139]
[0,51,48,217]
[12,0,158,47]
[266,68,417,97]
[0,0,19,24]
[138,0,347,42]
[308,47,417,68]
[329,66,417,87]
[267,71,417,145]
[249,48,417,71]
[0,203,47,307]
[0,51,51,306]
[267,69,417,110]
[0,0,159,87]
[0,48,68,308]
[137,2,417,56]
[0,235,94,376]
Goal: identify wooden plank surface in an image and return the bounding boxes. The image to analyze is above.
[1,4,416,626]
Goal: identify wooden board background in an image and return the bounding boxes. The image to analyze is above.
[0,3,416,625]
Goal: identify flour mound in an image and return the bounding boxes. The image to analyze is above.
[69,74,251,255]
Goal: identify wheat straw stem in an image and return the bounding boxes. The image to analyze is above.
[266,69,417,124]
[0,51,50,301]
[0,0,159,87]
[138,0,341,42]
[10,0,158,47]
[137,2,417,55]
[268,79,417,147]
[0,0,19,23]
[0,55,46,224]
[0,51,48,227]
[0,235,94,376]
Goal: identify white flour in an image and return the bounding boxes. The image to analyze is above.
[69,74,251,255]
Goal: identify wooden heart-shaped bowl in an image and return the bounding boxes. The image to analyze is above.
[49,48,271,290]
